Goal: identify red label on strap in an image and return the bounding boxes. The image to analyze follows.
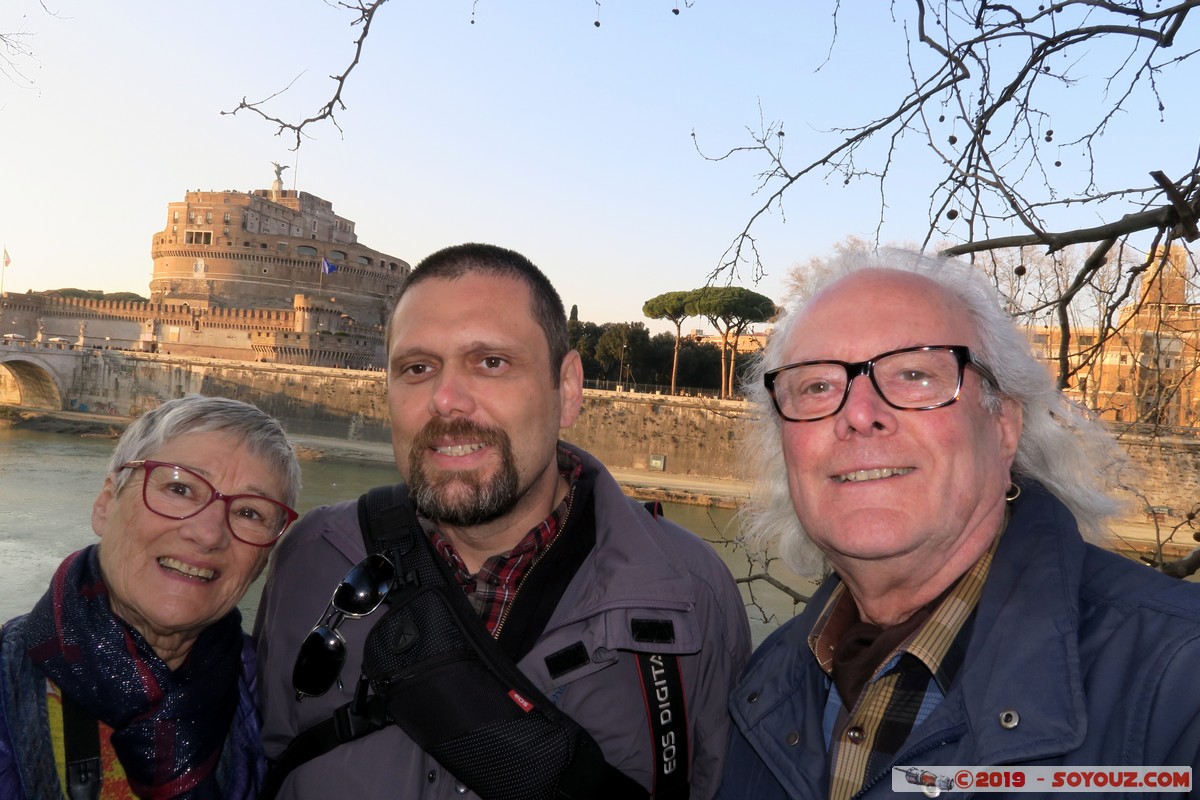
[508,690,534,712]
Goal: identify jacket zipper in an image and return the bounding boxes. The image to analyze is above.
[491,481,577,641]
[854,726,966,798]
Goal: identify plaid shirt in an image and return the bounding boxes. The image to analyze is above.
[427,448,583,635]
[809,536,1000,800]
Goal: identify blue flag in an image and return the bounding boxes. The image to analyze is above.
[321,258,338,274]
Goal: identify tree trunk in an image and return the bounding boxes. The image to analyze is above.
[671,322,681,395]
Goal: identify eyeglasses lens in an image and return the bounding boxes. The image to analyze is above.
[872,349,961,406]
[332,553,395,616]
[292,626,347,698]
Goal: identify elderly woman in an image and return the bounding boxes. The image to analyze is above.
[0,395,301,799]
[718,250,1200,799]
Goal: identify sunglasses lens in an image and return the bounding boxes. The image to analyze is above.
[332,553,395,616]
[292,625,347,698]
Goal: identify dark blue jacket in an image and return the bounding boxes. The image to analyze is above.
[717,481,1200,799]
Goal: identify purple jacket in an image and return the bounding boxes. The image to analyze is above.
[255,443,751,799]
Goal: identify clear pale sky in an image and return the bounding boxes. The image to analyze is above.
[1,1,1193,334]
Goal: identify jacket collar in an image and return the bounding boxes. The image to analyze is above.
[734,479,1089,767]
[556,442,697,606]
[932,478,1088,762]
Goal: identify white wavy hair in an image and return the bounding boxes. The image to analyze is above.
[738,249,1126,578]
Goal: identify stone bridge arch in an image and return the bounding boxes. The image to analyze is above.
[0,353,66,410]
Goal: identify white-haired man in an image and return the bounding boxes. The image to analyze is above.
[717,251,1200,799]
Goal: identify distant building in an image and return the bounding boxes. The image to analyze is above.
[688,329,769,354]
[0,174,409,369]
[1028,245,1199,427]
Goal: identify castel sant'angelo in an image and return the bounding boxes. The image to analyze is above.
[0,169,409,369]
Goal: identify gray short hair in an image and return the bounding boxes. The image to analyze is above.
[739,249,1126,577]
[108,395,301,508]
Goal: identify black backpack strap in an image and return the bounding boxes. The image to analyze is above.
[62,694,102,800]
[264,484,685,800]
[259,684,389,800]
[259,485,429,800]
[357,484,646,799]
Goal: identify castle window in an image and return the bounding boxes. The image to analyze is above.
[172,211,179,223]
[356,256,373,266]
[224,212,231,223]
[330,251,346,260]
[205,212,212,224]
[297,245,318,256]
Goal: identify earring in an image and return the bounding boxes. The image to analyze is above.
[1005,482,1021,503]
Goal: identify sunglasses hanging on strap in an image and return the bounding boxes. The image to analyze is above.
[262,482,689,800]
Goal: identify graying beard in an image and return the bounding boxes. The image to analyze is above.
[409,462,520,528]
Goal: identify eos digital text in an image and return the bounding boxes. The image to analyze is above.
[892,766,1192,794]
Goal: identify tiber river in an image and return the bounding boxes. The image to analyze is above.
[0,427,815,645]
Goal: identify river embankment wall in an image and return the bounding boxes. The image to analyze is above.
[5,350,1200,519]
[22,351,752,478]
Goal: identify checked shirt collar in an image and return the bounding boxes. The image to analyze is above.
[427,447,583,634]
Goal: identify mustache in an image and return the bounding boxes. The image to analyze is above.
[411,417,509,453]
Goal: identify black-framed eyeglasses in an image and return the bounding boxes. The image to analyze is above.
[764,344,999,423]
[121,460,298,547]
[292,553,395,699]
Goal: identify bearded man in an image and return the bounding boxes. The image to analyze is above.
[255,243,750,799]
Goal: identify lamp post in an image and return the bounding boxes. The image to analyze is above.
[617,343,627,391]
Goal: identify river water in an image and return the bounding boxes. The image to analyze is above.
[0,427,813,645]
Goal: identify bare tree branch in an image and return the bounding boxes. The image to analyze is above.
[0,1,57,88]
[221,0,388,149]
[707,1,1199,285]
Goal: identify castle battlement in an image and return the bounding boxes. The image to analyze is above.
[0,175,403,368]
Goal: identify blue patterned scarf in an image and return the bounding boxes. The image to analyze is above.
[16,545,242,799]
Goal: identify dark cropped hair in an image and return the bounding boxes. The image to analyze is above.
[387,243,570,384]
